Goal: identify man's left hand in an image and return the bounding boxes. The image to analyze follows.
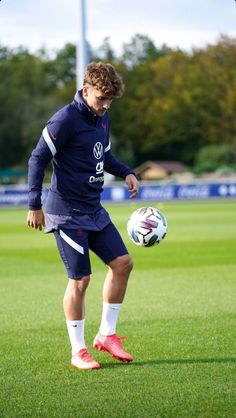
[125,174,139,199]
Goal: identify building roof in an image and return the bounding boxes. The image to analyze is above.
[135,160,187,176]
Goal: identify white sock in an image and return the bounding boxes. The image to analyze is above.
[66,319,86,356]
[99,302,122,336]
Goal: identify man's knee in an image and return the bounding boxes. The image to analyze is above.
[123,254,134,274]
[109,254,134,276]
[79,275,90,290]
[68,275,90,293]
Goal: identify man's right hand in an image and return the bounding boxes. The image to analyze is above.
[27,209,45,231]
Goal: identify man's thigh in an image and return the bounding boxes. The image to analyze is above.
[54,228,91,279]
[89,222,128,264]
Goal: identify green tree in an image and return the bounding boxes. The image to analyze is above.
[0,45,73,168]
[194,144,236,173]
[93,37,115,62]
[121,34,169,68]
[111,35,236,166]
[1,34,236,172]
[0,46,45,167]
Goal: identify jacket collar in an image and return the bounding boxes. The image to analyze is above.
[73,89,99,122]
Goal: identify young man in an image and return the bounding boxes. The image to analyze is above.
[27,62,139,370]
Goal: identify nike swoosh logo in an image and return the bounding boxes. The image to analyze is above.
[50,131,57,140]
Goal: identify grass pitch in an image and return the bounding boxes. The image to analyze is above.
[0,200,236,418]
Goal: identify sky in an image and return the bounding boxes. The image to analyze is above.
[0,0,236,55]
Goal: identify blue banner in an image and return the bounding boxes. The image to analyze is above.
[0,183,236,206]
[102,183,236,202]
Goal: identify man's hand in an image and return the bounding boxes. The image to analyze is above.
[125,174,139,199]
[27,209,45,231]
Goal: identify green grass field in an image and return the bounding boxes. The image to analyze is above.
[0,200,236,418]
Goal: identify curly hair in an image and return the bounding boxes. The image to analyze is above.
[83,62,124,98]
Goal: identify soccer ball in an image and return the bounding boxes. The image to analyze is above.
[127,207,168,247]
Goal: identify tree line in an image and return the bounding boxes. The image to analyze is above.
[0,34,236,173]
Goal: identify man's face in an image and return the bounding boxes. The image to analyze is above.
[82,85,113,117]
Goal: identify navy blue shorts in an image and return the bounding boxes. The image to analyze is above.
[53,222,128,279]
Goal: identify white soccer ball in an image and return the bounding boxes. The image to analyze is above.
[127,207,168,247]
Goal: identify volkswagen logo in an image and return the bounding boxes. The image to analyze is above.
[93,142,103,159]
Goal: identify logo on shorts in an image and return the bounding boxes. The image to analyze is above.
[93,142,103,159]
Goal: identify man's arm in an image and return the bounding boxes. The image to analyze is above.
[27,115,73,230]
[27,130,54,230]
[27,139,50,231]
[28,140,52,210]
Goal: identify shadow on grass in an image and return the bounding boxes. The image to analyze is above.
[102,357,236,369]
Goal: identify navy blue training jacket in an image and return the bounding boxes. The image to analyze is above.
[28,90,134,215]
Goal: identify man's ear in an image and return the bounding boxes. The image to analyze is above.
[82,85,89,99]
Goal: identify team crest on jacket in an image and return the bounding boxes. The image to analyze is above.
[93,142,103,159]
